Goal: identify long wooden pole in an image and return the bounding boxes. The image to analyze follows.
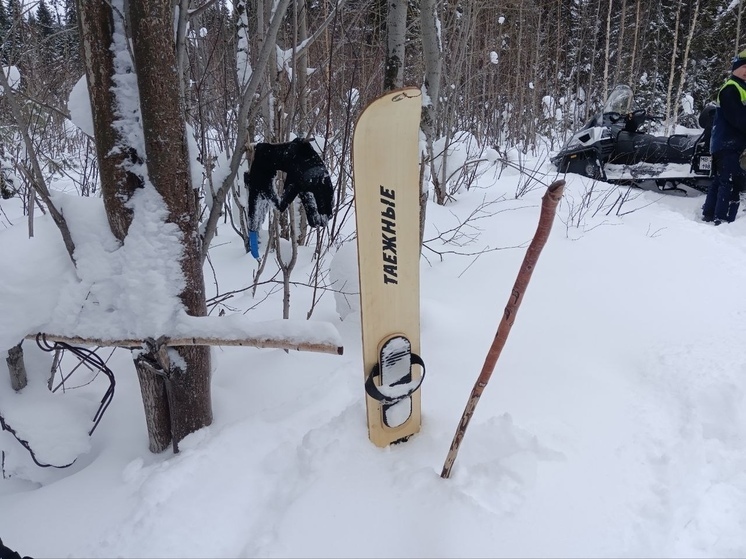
[441,180,565,479]
[27,333,343,355]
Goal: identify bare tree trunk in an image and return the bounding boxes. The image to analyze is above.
[664,0,682,133]
[76,0,139,241]
[602,0,613,101]
[27,183,34,239]
[421,0,442,225]
[628,0,642,84]
[128,0,213,448]
[384,0,407,91]
[274,209,298,320]
[175,0,190,112]
[233,0,253,250]
[586,0,602,120]
[671,0,700,129]
[134,363,172,452]
[612,0,627,87]
[6,343,27,392]
[736,0,743,56]
[516,2,526,145]
[77,0,172,452]
[296,0,309,129]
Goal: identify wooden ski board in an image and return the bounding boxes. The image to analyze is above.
[352,87,423,447]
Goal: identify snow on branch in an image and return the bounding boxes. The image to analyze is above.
[28,315,343,355]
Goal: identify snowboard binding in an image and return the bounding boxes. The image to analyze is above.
[364,335,425,430]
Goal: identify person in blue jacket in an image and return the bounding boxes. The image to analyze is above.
[702,49,746,224]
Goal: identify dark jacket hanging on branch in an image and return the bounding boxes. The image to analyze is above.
[244,138,335,258]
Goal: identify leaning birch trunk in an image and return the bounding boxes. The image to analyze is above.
[384,0,407,91]
[441,180,565,479]
[420,0,443,236]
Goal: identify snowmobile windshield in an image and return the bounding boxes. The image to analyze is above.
[603,85,634,114]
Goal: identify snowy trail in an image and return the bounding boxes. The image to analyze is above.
[3,170,746,557]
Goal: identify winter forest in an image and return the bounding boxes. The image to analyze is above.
[2,0,746,557]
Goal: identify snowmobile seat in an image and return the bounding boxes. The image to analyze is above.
[614,131,696,165]
[614,131,665,163]
[667,134,697,155]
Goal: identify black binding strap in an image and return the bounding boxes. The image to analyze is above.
[364,353,426,405]
[0,336,117,469]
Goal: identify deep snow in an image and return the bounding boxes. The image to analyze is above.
[2,156,746,558]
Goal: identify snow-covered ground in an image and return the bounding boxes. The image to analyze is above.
[2,155,746,558]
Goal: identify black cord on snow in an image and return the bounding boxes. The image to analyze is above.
[0,336,117,469]
[0,412,75,469]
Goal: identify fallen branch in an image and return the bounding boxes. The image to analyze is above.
[27,332,343,356]
[440,180,565,479]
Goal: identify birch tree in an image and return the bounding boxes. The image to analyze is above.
[664,0,682,132]
[671,0,700,131]
[420,0,443,225]
[602,0,613,102]
[384,0,407,91]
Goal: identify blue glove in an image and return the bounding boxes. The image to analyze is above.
[249,230,260,259]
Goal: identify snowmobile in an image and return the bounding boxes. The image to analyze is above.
[551,85,715,195]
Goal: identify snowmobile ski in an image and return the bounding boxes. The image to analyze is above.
[352,87,424,447]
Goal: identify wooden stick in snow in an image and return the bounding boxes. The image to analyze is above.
[440,179,565,479]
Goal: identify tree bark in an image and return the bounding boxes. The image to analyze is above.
[296,0,309,128]
[664,0,682,133]
[134,361,172,452]
[602,0,613,103]
[76,0,138,241]
[128,0,212,448]
[672,0,700,129]
[384,0,407,91]
[6,343,27,392]
[420,0,442,231]
[77,0,172,451]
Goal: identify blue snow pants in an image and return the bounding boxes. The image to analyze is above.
[702,150,746,223]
